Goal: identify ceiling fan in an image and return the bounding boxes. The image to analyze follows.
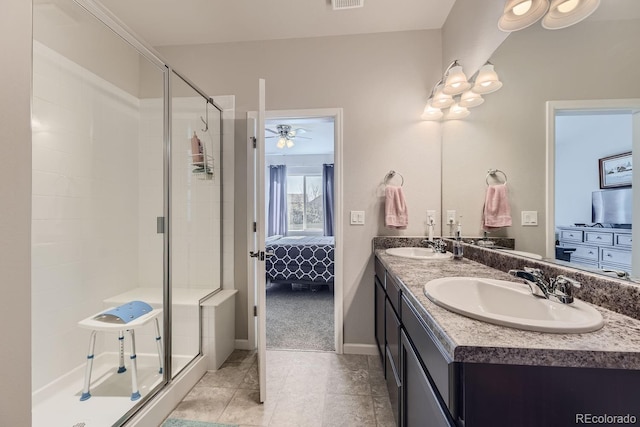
[266,124,311,149]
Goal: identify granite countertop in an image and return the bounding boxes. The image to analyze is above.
[375,249,640,370]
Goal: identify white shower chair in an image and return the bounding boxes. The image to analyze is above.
[77,306,163,401]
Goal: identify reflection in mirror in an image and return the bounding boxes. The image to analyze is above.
[441,1,640,279]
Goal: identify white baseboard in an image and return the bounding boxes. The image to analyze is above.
[234,339,254,350]
[343,343,378,355]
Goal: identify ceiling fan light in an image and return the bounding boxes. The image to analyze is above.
[421,104,444,121]
[444,103,470,120]
[498,0,550,32]
[277,137,286,149]
[542,0,600,30]
[459,90,484,108]
[431,84,455,109]
[443,65,471,95]
[286,139,295,148]
[472,63,503,94]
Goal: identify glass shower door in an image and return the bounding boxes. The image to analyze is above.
[170,71,222,378]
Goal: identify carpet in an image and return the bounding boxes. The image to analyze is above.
[162,419,238,427]
[266,282,335,351]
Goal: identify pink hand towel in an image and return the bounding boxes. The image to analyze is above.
[385,185,408,229]
[482,184,512,230]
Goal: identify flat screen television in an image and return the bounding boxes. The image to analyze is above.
[592,188,632,227]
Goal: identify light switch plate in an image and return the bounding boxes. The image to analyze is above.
[350,210,365,225]
[521,211,538,226]
[427,210,436,223]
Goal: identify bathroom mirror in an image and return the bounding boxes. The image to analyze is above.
[441,1,640,277]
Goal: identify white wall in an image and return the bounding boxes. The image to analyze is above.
[31,42,144,390]
[0,0,32,424]
[442,18,640,254]
[555,113,632,226]
[157,29,443,345]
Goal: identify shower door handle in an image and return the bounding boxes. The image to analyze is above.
[249,250,265,261]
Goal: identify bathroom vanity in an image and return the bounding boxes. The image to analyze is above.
[374,238,640,426]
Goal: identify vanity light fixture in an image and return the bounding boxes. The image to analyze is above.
[443,61,471,95]
[422,60,502,121]
[444,102,470,120]
[459,90,484,108]
[472,62,503,94]
[421,104,444,121]
[430,82,455,109]
[542,0,600,30]
[499,0,600,32]
[498,0,550,31]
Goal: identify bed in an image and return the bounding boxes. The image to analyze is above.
[265,235,335,289]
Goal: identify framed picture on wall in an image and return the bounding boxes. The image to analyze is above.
[599,151,632,189]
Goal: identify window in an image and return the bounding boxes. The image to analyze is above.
[287,174,323,233]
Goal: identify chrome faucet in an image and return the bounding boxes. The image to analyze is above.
[509,267,581,304]
[422,239,447,253]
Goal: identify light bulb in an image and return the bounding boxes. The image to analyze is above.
[277,138,286,149]
[513,0,532,15]
[286,139,294,148]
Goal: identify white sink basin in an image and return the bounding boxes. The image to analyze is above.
[386,247,452,260]
[424,277,604,333]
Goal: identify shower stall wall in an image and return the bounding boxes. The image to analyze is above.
[31,0,224,426]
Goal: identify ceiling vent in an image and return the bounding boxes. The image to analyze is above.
[332,0,364,10]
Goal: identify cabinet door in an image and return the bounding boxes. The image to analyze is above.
[401,331,453,427]
[375,276,385,363]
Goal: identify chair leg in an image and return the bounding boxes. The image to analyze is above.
[154,318,164,374]
[80,330,97,401]
[128,329,141,401]
[117,330,126,373]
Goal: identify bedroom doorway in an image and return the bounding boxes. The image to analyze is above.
[247,107,343,356]
[264,113,337,352]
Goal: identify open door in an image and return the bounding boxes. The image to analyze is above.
[248,79,267,402]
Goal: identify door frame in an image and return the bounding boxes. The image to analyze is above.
[247,107,344,354]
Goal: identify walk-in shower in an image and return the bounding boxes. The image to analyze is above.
[31,0,223,425]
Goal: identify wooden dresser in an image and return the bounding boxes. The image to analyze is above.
[556,226,632,273]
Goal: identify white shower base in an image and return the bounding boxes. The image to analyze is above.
[32,352,192,427]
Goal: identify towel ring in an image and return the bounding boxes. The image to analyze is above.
[486,169,508,185]
[385,170,404,186]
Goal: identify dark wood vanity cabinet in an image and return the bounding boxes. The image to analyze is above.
[374,256,640,427]
[374,257,456,427]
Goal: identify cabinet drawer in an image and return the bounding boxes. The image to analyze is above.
[615,233,633,248]
[385,346,401,427]
[374,257,386,288]
[401,296,453,413]
[386,298,401,373]
[571,245,599,261]
[386,273,402,315]
[585,231,613,246]
[560,230,583,242]
[601,248,631,267]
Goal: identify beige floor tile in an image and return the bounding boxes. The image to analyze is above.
[368,354,384,372]
[373,394,396,427]
[239,362,259,390]
[321,394,376,427]
[167,385,235,423]
[269,391,325,427]
[326,368,371,396]
[329,354,369,371]
[281,365,329,395]
[218,388,276,427]
[199,363,250,388]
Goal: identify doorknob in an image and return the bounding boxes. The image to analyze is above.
[249,251,260,258]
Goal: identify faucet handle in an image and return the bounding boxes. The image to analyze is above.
[523,267,544,278]
[554,275,581,296]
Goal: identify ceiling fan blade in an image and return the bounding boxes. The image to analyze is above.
[295,136,312,140]
[266,136,278,139]
[293,128,309,134]
[265,128,279,134]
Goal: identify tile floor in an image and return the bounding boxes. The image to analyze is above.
[167,349,396,427]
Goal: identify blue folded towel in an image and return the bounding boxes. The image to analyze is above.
[94,301,153,324]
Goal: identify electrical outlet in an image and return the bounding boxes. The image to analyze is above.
[446,210,456,224]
